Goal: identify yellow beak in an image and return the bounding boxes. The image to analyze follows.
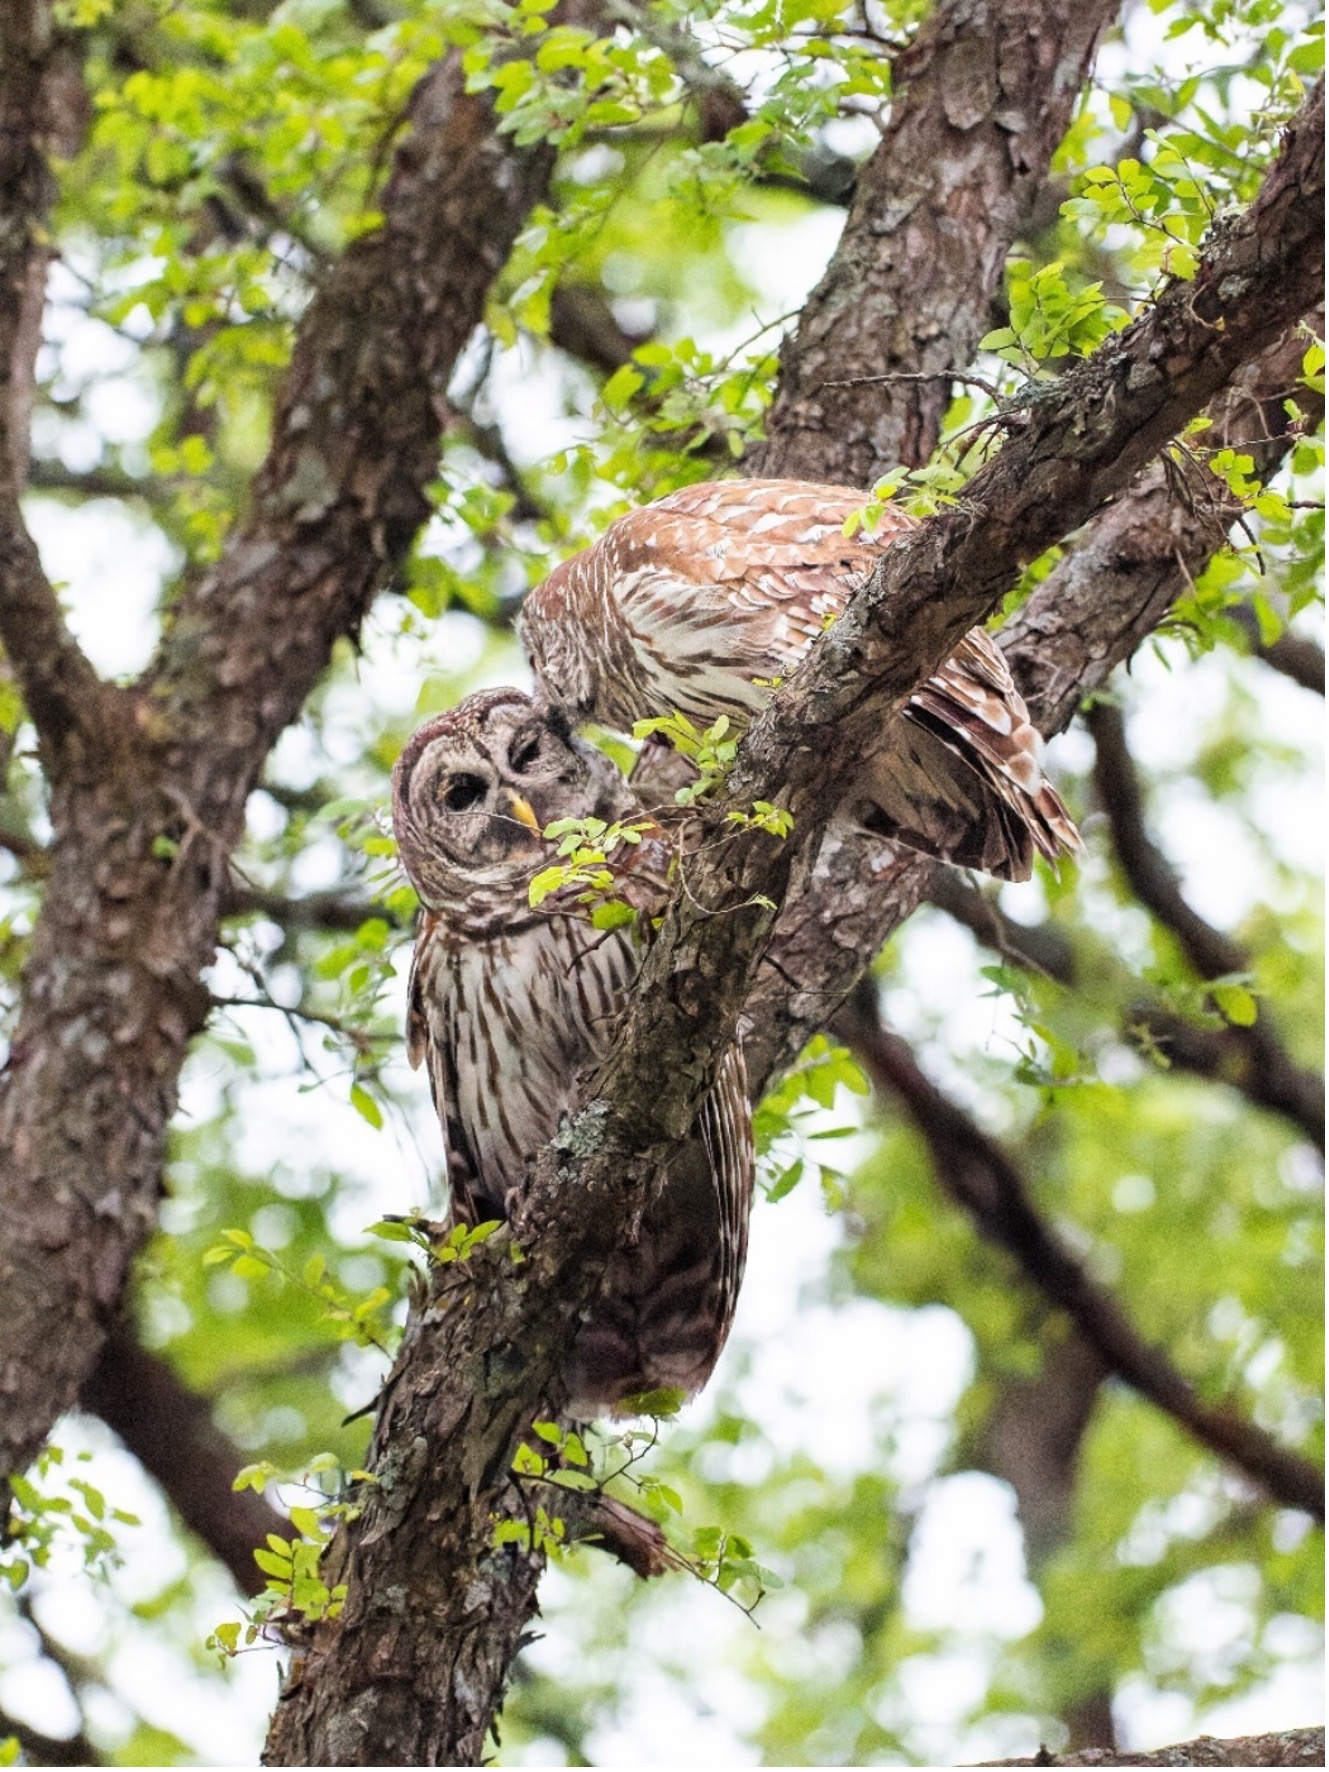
[505,792,541,835]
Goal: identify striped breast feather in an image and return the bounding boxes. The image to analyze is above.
[407,910,638,1223]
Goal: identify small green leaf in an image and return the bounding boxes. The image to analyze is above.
[591,900,635,930]
[350,1083,384,1130]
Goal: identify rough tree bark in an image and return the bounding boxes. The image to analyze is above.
[983,1725,1326,1767]
[260,86,1325,1767]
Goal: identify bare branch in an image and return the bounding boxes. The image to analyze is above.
[981,1725,1326,1768]
[79,1323,285,1599]
[1223,604,1326,694]
[926,873,1325,1149]
[1087,699,1247,980]
[222,880,392,933]
[833,983,1324,1520]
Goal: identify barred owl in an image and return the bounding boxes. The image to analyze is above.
[391,688,753,1413]
[518,478,1080,879]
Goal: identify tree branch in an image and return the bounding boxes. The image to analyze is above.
[832,982,1323,1519]
[982,1725,1326,1767]
[749,298,1324,1096]
[1224,604,1325,694]
[927,872,1324,1150]
[751,0,1123,482]
[0,1710,96,1767]
[1088,697,1263,980]
[79,1323,286,1598]
[222,880,393,934]
[0,29,569,1488]
[0,4,113,764]
[1085,700,1322,1146]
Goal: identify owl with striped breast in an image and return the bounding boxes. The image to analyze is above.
[391,688,753,1413]
[519,478,1080,879]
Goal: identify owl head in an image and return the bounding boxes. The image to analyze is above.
[391,688,631,924]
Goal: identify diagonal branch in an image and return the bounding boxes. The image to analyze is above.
[832,982,1323,1520]
[1089,698,1260,981]
[608,80,1324,1167]
[927,872,1325,1149]
[750,299,1324,1095]
[1224,604,1326,694]
[79,1324,285,1599]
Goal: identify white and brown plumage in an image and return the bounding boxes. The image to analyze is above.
[519,478,1081,880]
[391,688,753,1413]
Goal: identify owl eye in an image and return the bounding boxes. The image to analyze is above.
[509,729,544,773]
[441,773,486,813]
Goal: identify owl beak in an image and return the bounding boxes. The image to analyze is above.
[505,792,542,835]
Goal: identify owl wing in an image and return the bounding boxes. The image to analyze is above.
[696,1039,756,1358]
[562,1036,756,1414]
[597,479,914,719]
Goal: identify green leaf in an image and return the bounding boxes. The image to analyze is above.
[1210,981,1259,1027]
[590,899,636,930]
[602,365,646,412]
[350,1083,384,1130]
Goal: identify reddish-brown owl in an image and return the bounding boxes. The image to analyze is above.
[518,478,1080,879]
[392,688,753,1413]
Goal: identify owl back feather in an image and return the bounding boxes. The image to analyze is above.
[520,479,1081,882]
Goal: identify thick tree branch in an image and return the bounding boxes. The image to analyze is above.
[0,4,112,763]
[751,0,1123,482]
[79,1323,285,1599]
[983,1726,1326,1767]
[263,84,1324,1768]
[749,298,1324,1094]
[832,982,1323,1519]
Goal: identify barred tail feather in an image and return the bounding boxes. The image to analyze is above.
[857,630,1082,882]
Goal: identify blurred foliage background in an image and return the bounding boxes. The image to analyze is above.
[0,0,1321,1762]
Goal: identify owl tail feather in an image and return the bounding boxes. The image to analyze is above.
[855,632,1082,883]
